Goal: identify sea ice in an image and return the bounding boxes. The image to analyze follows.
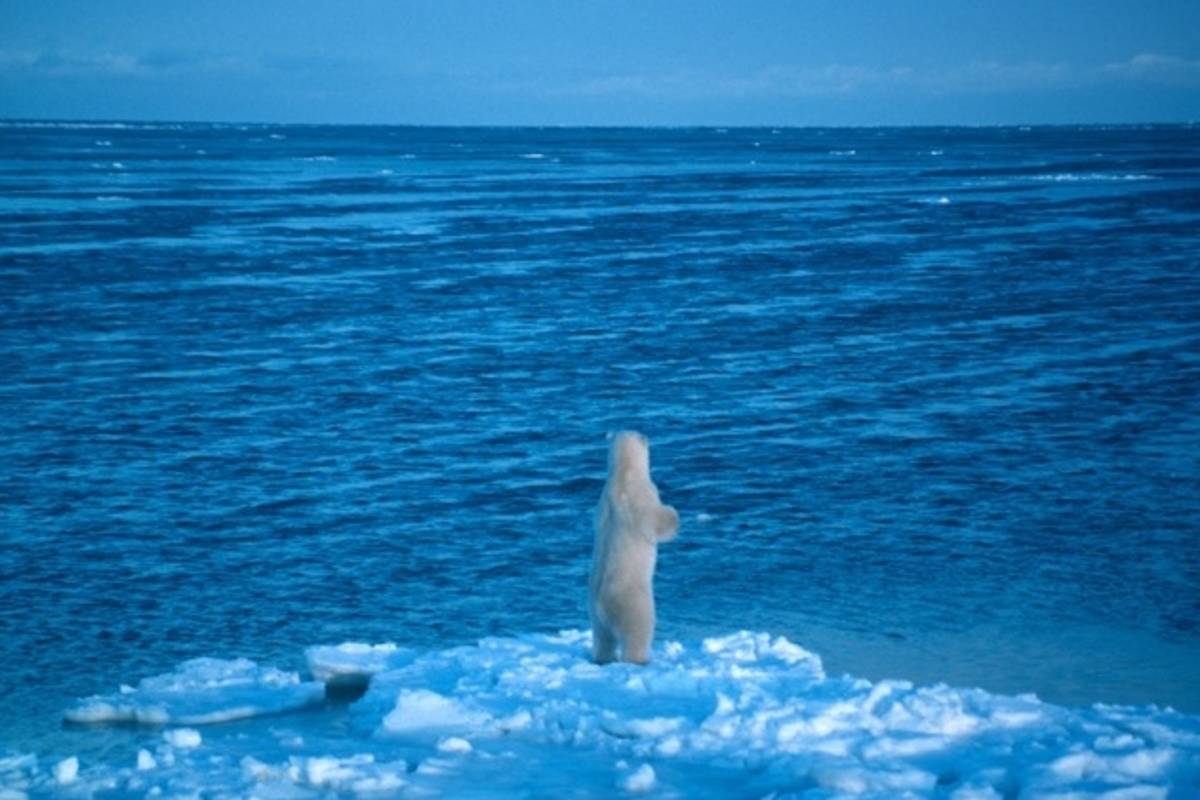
[51,757,77,785]
[380,689,493,734]
[305,641,411,690]
[622,763,657,792]
[63,657,324,725]
[163,728,202,749]
[436,736,472,754]
[15,630,1199,798]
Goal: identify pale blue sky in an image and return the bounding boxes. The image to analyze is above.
[2,0,1198,124]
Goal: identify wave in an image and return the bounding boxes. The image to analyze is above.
[1030,172,1158,182]
[6,631,1197,797]
[0,121,185,130]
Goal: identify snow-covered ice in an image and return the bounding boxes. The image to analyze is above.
[622,763,657,793]
[62,657,324,725]
[136,749,156,771]
[51,757,77,785]
[162,728,202,749]
[305,642,412,691]
[4,631,1197,797]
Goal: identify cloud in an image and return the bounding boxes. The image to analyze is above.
[0,49,142,77]
[0,48,360,79]
[1103,53,1200,84]
[498,52,1200,104]
[937,60,1075,91]
[719,64,917,96]
[500,64,913,101]
[261,52,372,74]
[505,60,1079,101]
[4,45,1197,106]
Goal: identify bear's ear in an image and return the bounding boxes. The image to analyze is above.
[654,504,680,542]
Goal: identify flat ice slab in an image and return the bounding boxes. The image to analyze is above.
[305,642,411,688]
[18,631,1200,798]
[63,657,325,726]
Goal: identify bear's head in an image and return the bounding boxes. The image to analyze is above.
[608,430,650,482]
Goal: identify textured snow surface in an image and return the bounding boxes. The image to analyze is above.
[3,631,1197,798]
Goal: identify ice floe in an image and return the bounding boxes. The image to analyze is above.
[5,630,1196,797]
[63,657,324,726]
[305,642,411,689]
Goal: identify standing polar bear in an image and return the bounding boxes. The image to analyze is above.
[589,431,679,664]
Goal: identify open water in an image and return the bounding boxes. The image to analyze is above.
[1,122,1198,760]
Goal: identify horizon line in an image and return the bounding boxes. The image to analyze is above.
[2,116,1198,131]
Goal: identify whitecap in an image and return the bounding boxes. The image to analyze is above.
[0,121,182,130]
[1031,172,1156,182]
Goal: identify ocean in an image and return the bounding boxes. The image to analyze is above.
[1,122,1198,793]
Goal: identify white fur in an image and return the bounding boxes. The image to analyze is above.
[589,431,679,664]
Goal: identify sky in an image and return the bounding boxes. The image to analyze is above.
[1,0,1199,125]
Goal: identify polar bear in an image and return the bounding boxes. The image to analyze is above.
[589,431,679,665]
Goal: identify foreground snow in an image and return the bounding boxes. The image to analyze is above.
[4,630,1199,798]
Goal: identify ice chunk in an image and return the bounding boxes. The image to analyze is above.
[621,763,656,793]
[380,689,493,734]
[305,642,411,696]
[64,657,324,725]
[0,752,37,798]
[163,728,202,749]
[136,749,157,770]
[700,630,824,673]
[52,757,78,785]
[238,754,407,793]
[437,736,473,754]
[305,754,367,786]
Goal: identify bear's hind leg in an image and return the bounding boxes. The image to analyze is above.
[618,597,655,665]
[592,621,618,664]
[621,625,652,665]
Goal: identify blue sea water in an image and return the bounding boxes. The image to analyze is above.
[1,121,1198,764]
